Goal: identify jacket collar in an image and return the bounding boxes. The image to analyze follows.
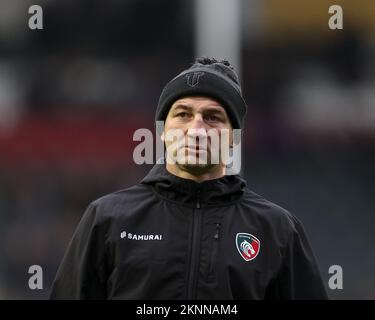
[140,163,247,207]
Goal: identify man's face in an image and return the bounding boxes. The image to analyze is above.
[162,96,233,176]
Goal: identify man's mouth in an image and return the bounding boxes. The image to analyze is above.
[184,145,209,152]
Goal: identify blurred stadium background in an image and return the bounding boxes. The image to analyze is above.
[0,0,374,299]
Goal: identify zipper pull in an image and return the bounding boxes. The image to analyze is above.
[214,223,220,240]
[196,189,201,209]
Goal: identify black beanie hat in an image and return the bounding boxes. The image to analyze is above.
[155,57,247,130]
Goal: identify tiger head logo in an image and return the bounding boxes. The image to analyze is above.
[236,233,260,262]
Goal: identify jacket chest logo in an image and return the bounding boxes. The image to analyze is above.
[236,233,260,261]
[120,230,163,241]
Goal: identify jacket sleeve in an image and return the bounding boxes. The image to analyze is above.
[266,214,328,300]
[49,202,108,299]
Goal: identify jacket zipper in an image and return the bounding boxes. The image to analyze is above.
[186,189,201,299]
[207,222,221,280]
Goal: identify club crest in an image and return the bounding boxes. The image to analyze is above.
[236,233,260,261]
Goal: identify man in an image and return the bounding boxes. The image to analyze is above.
[50,57,328,299]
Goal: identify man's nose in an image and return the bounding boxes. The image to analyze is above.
[187,114,208,143]
[189,114,206,130]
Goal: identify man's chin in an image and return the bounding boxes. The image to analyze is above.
[177,162,217,176]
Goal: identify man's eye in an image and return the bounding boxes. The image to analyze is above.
[206,115,220,122]
[177,112,188,118]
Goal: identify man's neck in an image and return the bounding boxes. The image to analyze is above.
[166,163,226,183]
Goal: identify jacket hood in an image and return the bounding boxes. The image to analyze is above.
[140,163,247,206]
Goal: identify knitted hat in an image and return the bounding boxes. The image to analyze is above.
[155,57,247,130]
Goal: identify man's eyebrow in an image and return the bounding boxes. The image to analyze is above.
[171,103,227,117]
[172,104,193,112]
[203,108,226,114]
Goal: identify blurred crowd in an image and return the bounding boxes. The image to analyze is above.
[0,0,374,299]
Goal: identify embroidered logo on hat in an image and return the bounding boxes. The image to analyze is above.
[186,71,204,87]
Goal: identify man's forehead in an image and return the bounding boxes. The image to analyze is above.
[171,97,226,111]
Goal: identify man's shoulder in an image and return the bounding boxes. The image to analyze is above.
[242,188,299,231]
[88,183,151,218]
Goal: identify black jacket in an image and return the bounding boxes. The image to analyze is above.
[50,164,328,299]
